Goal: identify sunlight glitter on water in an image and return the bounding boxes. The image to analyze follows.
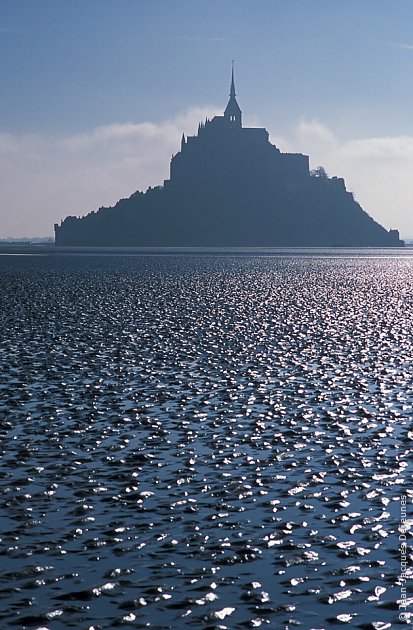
[0,252,412,628]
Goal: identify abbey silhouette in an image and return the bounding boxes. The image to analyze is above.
[55,68,403,247]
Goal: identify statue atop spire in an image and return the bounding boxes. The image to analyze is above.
[224,61,242,127]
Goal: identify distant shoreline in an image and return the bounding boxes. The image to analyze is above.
[0,243,412,256]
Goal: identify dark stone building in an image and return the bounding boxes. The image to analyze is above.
[55,69,403,247]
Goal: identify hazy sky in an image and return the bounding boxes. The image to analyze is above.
[2,0,413,238]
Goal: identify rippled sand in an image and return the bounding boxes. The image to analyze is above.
[0,252,412,629]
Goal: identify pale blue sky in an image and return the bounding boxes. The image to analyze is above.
[2,0,413,237]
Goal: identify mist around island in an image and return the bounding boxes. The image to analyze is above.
[2,110,413,241]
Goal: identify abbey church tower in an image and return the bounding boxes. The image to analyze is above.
[223,63,242,127]
[165,63,310,188]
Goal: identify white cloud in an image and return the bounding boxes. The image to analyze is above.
[337,135,413,161]
[390,43,413,50]
[1,110,413,239]
[0,106,219,238]
[332,135,413,236]
[267,119,335,163]
[295,119,336,149]
[282,119,413,237]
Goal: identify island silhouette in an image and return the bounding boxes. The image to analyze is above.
[55,67,403,247]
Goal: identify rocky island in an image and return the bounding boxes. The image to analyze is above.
[55,69,403,247]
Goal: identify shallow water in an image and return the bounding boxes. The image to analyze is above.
[0,252,412,629]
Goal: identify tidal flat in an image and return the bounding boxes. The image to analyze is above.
[0,251,412,628]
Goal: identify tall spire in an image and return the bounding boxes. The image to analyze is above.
[230,59,236,98]
[224,60,242,127]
